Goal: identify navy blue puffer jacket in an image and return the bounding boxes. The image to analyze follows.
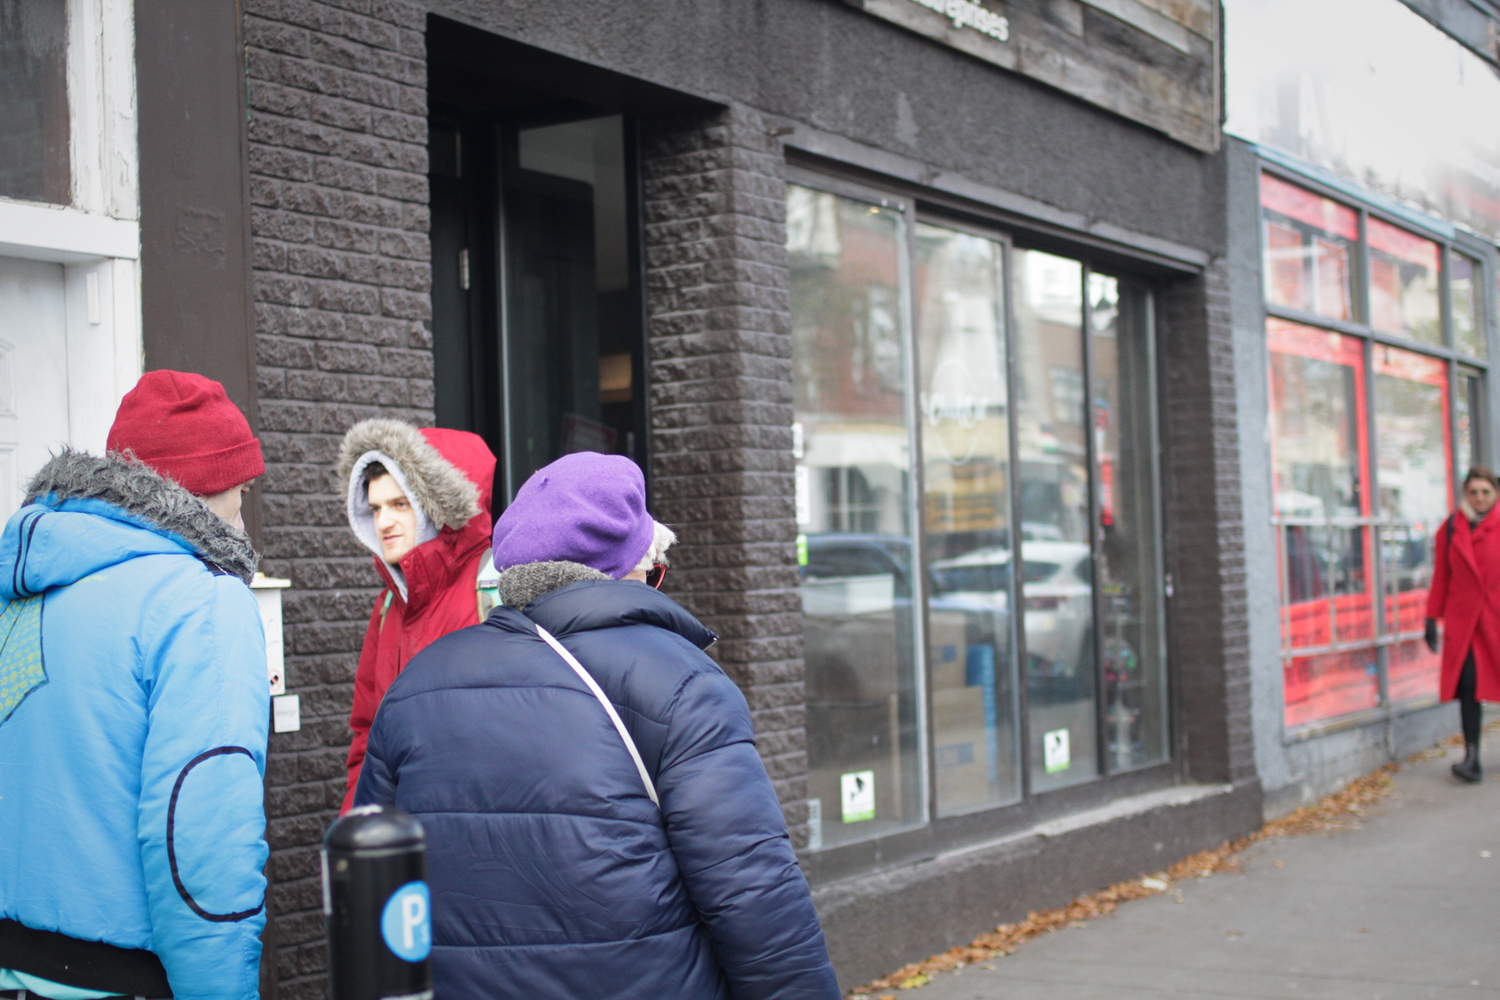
[354,577,840,1000]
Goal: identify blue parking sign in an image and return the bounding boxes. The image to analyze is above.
[380,881,432,962]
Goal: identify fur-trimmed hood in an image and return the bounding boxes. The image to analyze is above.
[6,448,258,587]
[338,420,487,530]
[338,420,496,599]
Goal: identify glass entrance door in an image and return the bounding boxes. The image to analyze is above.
[428,108,645,507]
[503,115,640,497]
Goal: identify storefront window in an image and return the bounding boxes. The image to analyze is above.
[0,0,69,204]
[1268,320,1379,725]
[1091,275,1168,770]
[1260,174,1356,322]
[790,185,925,848]
[914,223,1023,815]
[1451,254,1484,358]
[1014,250,1099,792]
[1373,346,1450,703]
[1261,168,1489,729]
[1368,218,1441,344]
[790,179,1168,846]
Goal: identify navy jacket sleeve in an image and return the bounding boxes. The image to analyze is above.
[137,570,269,1000]
[656,669,841,1000]
[353,707,399,808]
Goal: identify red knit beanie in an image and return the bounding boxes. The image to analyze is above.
[107,370,265,496]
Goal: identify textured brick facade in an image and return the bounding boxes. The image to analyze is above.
[638,106,809,846]
[243,1,432,996]
[1159,257,1257,785]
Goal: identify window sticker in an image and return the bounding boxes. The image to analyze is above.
[272,694,301,733]
[1043,728,1071,773]
[840,770,875,822]
[795,465,812,526]
[807,798,823,850]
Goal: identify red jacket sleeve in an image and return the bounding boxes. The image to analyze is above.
[1427,516,1452,620]
[342,594,391,814]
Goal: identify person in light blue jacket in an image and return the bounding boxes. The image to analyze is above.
[0,371,270,1000]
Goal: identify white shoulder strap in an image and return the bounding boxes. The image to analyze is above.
[534,625,659,807]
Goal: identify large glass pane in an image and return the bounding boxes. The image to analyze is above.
[1260,173,1356,322]
[1373,345,1451,703]
[1368,218,1441,344]
[1091,275,1167,770]
[1451,254,1484,358]
[503,116,638,495]
[1455,369,1482,480]
[913,223,1021,815]
[1284,650,1379,727]
[0,0,68,204]
[1015,250,1098,791]
[1267,319,1379,725]
[789,185,923,848]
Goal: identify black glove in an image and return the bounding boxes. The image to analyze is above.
[1424,618,1440,654]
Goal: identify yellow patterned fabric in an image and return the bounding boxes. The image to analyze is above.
[0,595,45,724]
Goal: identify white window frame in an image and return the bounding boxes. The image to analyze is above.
[0,0,141,454]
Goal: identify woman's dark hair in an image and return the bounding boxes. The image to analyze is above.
[1463,466,1498,490]
[362,461,389,487]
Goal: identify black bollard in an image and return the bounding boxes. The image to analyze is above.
[323,805,432,1000]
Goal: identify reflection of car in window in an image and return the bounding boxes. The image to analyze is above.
[801,533,912,592]
[800,534,1014,693]
[799,534,915,708]
[799,532,1097,717]
[1016,541,1094,701]
[929,545,1010,601]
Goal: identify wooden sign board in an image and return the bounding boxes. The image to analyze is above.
[844,0,1220,153]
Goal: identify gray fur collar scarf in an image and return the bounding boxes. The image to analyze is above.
[499,560,609,609]
[24,449,259,583]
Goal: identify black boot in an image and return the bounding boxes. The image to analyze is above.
[1452,743,1483,783]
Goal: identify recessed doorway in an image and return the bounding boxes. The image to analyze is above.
[429,18,703,506]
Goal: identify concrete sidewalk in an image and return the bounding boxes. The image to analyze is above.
[903,745,1500,1000]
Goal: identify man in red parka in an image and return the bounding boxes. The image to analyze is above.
[1424,466,1500,783]
[337,419,497,812]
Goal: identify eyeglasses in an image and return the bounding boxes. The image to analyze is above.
[646,564,667,590]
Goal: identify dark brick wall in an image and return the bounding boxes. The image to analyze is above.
[638,105,810,846]
[243,1,432,996]
[1159,257,1257,785]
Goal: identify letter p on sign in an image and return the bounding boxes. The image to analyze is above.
[381,881,432,962]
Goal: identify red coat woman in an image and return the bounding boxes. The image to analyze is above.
[1424,467,1500,783]
[337,419,497,812]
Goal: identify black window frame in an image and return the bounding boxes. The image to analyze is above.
[787,163,1176,880]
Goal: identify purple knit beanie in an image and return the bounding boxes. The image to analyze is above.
[492,452,654,578]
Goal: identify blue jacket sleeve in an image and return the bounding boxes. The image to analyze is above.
[657,669,840,1000]
[136,569,270,1000]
